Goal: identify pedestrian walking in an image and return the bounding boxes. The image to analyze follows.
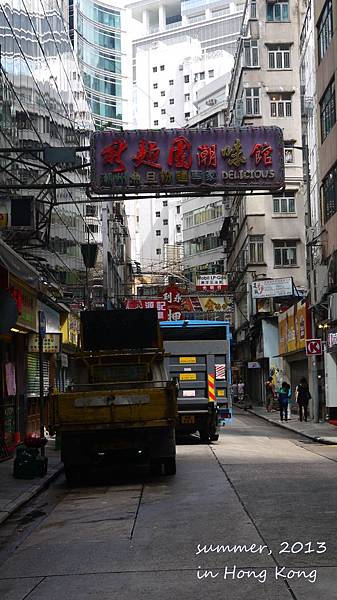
[231,382,238,404]
[278,381,290,422]
[265,376,275,413]
[238,380,245,403]
[296,377,311,422]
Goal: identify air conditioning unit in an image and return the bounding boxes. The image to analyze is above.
[206,99,217,106]
[178,64,183,70]
[328,293,337,321]
[235,98,244,121]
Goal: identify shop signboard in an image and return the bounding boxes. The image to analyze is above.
[287,305,296,353]
[91,127,285,195]
[295,300,308,349]
[61,313,80,347]
[278,311,288,355]
[28,333,61,353]
[125,299,168,321]
[9,278,37,331]
[328,330,337,352]
[196,274,228,292]
[252,277,293,299]
[306,339,322,356]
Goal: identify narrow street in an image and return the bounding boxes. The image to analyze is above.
[0,411,336,600]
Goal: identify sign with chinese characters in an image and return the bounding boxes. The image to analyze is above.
[328,330,337,352]
[91,127,285,195]
[28,333,61,353]
[252,277,293,299]
[196,274,228,292]
[125,299,168,321]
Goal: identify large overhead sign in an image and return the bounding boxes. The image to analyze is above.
[90,127,285,195]
[196,274,228,292]
[251,277,293,299]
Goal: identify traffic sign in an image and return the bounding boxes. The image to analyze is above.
[305,339,322,356]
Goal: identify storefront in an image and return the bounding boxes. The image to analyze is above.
[325,328,337,420]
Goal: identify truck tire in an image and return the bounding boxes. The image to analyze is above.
[163,457,176,475]
[64,467,80,485]
[210,433,219,442]
[199,430,210,443]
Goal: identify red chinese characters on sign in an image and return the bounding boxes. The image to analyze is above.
[101,139,128,172]
[167,136,192,170]
[125,299,168,321]
[9,287,23,315]
[161,284,183,321]
[132,139,161,169]
[197,144,217,168]
[250,142,273,166]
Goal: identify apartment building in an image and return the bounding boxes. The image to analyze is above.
[225,0,306,400]
[126,0,245,275]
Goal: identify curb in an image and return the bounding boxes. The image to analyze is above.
[0,463,64,526]
[247,409,337,445]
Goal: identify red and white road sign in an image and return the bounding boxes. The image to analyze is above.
[305,339,322,356]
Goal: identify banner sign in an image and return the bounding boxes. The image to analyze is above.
[91,127,285,195]
[196,274,228,292]
[125,299,168,321]
[252,277,293,299]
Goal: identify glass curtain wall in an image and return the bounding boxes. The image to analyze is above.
[0,0,96,290]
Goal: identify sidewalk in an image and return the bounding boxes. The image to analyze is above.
[247,405,337,444]
[0,440,63,526]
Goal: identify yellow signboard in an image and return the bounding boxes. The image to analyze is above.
[179,357,196,364]
[180,373,197,381]
[217,390,225,397]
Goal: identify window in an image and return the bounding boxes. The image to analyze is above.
[156,211,160,217]
[268,45,290,69]
[163,200,168,207]
[161,109,166,114]
[200,72,205,80]
[274,240,297,267]
[153,66,157,72]
[177,205,180,214]
[320,79,336,142]
[156,248,161,255]
[284,144,294,163]
[249,235,264,263]
[154,120,158,126]
[273,191,296,213]
[185,93,190,101]
[267,0,289,22]
[86,204,97,217]
[170,117,175,122]
[169,98,174,104]
[164,238,169,244]
[153,83,158,89]
[270,93,292,117]
[161,91,165,96]
[194,73,199,82]
[176,224,181,233]
[163,219,168,225]
[322,163,337,222]
[317,0,333,63]
[245,88,260,115]
[208,69,214,78]
[243,40,259,67]
[169,79,174,85]
[154,101,158,107]
[251,0,257,18]
[185,112,190,118]
[184,75,189,83]
[156,230,161,236]
[88,223,99,233]
[160,65,165,71]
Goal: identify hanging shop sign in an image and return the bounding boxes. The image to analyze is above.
[252,277,293,299]
[8,277,37,331]
[91,127,285,195]
[61,313,80,347]
[328,330,337,352]
[125,299,168,321]
[196,274,228,292]
[28,333,61,353]
[278,301,311,355]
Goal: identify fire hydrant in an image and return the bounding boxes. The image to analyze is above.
[13,433,48,479]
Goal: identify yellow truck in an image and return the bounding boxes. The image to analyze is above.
[50,310,177,482]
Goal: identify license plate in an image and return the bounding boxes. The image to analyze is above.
[181,415,195,424]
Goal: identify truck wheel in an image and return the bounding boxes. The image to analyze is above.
[199,430,210,443]
[210,433,219,442]
[163,457,176,476]
[64,467,80,485]
[150,460,163,476]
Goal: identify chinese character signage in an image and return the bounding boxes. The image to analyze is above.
[125,299,168,321]
[91,127,285,195]
[196,274,228,292]
[252,277,293,299]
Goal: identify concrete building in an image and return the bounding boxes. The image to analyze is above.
[126,0,245,276]
[225,0,306,401]
[314,0,337,418]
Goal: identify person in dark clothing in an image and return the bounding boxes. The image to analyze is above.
[278,381,290,422]
[296,377,311,422]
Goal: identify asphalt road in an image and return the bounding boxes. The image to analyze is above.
[0,411,337,600]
